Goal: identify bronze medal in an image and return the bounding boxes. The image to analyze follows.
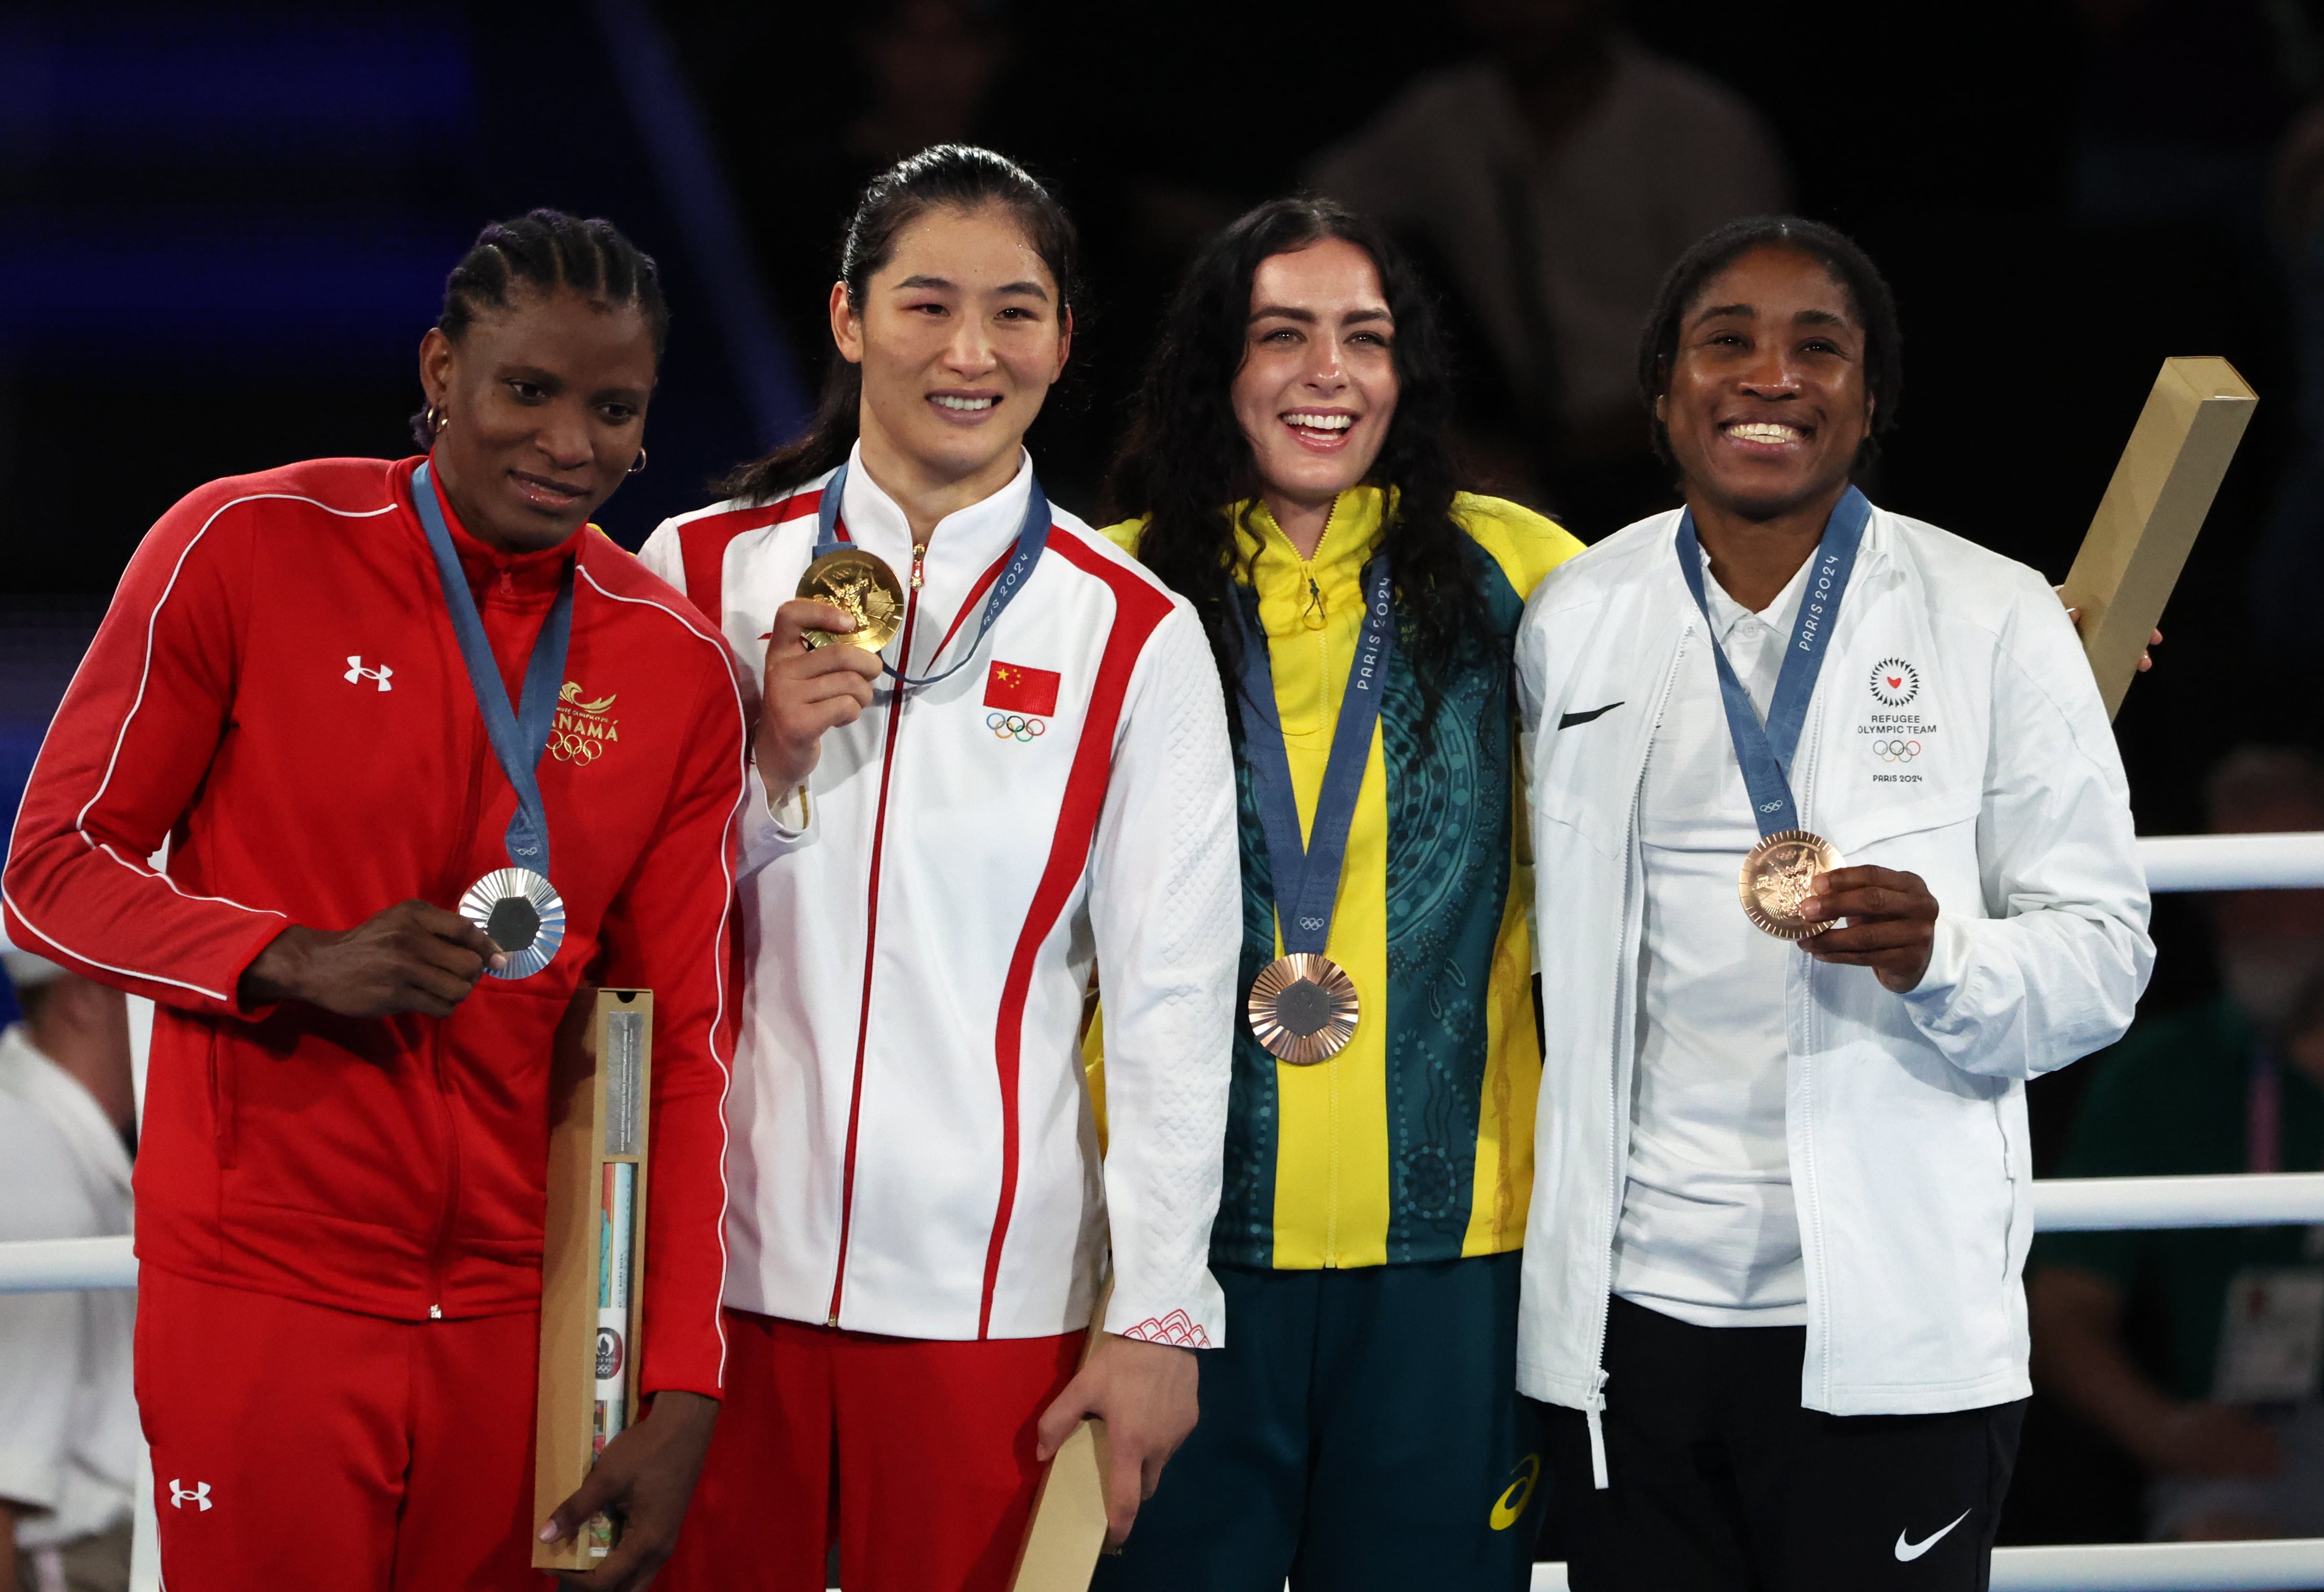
[796,548,904,651]
[1247,953,1361,1064]
[1738,830,1844,940]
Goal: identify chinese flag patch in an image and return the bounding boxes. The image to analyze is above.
[985,661,1060,716]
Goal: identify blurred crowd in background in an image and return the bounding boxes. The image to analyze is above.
[9,0,2324,1568]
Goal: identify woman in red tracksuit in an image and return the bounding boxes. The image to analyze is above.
[1,211,744,1592]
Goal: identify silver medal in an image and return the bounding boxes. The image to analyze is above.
[459,867,565,980]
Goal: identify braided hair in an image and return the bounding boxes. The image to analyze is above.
[411,209,670,447]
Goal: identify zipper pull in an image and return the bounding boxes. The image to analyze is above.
[910,544,927,591]
[1302,576,1326,630]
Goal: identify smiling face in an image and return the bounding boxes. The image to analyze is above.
[1231,237,1401,520]
[418,288,656,552]
[1657,244,1872,522]
[835,199,1070,497]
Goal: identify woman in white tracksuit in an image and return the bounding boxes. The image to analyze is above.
[1515,217,2153,1591]
[643,146,1241,1592]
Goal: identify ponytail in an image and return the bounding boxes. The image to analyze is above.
[722,145,1079,503]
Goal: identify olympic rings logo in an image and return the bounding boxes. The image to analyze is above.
[1871,738,1920,763]
[987,712,1046,743]
[549,730,607,764]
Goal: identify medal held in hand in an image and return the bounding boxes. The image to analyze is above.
[1738,831,1846,941]
[1235,557,1395,1064]
[459,868,567,980]
[799,462,1052,683]
[413,459,572,979]
[1673,489,1870,940]
[797,547,904,652]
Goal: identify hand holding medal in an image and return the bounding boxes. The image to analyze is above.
[1795,863,1941,991]
[1674,485,1939,990]
[757,597,883,795]
[413,459,574,981]
[758,460,1053,793]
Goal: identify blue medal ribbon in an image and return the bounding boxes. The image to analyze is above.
[1672,485,1871,840]
[411,460,574,880]
[815,461,1050,689]
[1232,556,1395,957]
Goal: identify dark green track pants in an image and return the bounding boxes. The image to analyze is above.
[1094,1252,1545,1592]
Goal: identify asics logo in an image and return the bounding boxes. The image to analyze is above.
[344,656,393,691]
[1489,1454,1541,1530]
[1894,1508,1969,1561]
[170,1479,213,1511]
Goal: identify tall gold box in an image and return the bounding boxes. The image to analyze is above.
[2060,356,2257,718]
[533,988,654,1572]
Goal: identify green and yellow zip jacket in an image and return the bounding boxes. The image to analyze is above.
[1095,487,1582,1269]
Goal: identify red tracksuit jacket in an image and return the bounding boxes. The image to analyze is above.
[2,456,746,1398]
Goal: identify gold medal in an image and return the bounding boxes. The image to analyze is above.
[1247,953,1360,1064]
[1738,830,1844,940]
[796,548,904,651]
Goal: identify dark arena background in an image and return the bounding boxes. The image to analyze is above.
[2,0,2321,1576]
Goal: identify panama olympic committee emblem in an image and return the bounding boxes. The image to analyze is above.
[551,682,620,766]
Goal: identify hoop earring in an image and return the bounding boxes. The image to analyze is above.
[627,447,647,476]
[424,403,446,437]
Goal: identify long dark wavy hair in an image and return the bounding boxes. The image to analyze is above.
[1106,196,1490,734]
[722,144,1080,502]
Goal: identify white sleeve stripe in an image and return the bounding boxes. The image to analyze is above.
[13,492,397,1000]
[578,565,744,1385]
[74,492,397,847]
[0,885,231,1003]
[95,843,288,919]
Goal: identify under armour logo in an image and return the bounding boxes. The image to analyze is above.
[345,656,393,691]
[169,1479,212,1511]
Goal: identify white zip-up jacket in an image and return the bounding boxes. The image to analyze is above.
[640,450,1238,1346]
[1513,502,2152,1448]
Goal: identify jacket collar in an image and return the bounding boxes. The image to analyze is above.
[395,455,586,610]
[835,443,1037,596]
[1643,494,1899,636]
[1233,487,1389,582]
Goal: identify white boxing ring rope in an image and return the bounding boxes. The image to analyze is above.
[12,1172,2324,1301]
[6,832,2324,1589]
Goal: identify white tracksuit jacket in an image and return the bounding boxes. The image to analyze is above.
[639,450,1239,1346]
[1513,502,2153,1452]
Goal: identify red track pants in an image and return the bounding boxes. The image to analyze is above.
[660,1309,1082,1592]
[137,1266,549,1592]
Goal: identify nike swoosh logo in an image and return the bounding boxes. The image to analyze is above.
[1894,1509,1971,1561]
[1558,701,1624,729]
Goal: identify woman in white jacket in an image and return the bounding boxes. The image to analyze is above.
[643,146,1241,1592]
[1514,217,2152,1590]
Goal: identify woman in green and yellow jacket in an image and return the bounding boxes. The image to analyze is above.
[1087,196,1582,1590]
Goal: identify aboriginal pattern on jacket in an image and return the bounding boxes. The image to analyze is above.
[1214,551,1528,1267]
